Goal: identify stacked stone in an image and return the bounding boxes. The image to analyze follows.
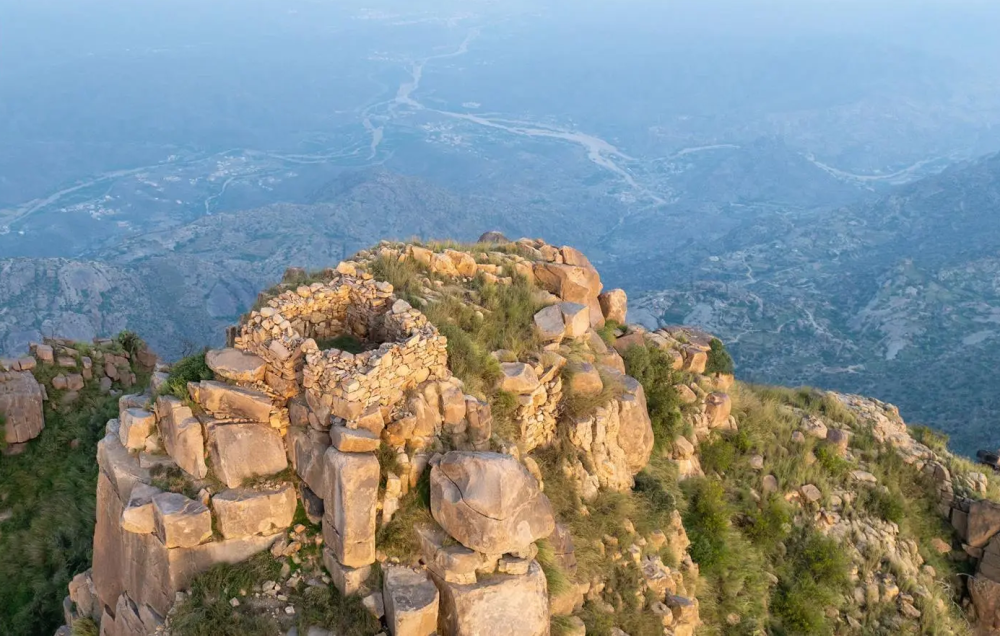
[235,274,394,399]
[301,323,448,427]
[88,384,294,636]
[418,451,555,636]
[321,430,381,597]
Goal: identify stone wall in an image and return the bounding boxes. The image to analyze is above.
[64,238,672,636]
[301,300,448,426]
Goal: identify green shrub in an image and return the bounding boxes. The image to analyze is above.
[0,388,121,635]
[632,471,675,514]
[771,530,849,635]
[622,345,682,446]
[682,478,731,569]
[116,330,145,358]
[596,320,622,346]
[772,579,832,636]
[742,496,792,550]
[163,350,214,399]
[700,436,737,474]
[71,618,99,636]
[705,338,734,375]
[814,444,851,478]
[911,424,949,453]
[856,485,905,525]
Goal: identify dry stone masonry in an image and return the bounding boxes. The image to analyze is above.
[59,237,713,636]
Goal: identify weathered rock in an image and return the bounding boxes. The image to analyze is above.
[532,305,565,342]
[499,363,539,395]
[119,408,156,451]
[384,565,440,636]
[207,423,287,488]
[704,393,732,428]
[567,362,603,396]
[800,484,822,503]
[120,483,161,534]
[430,451,555,554]
[152,492,212,549]
[433,560,549,636]
[0,371,45,444]
[212,485,297,539]
[598,289,628,324]
[680,346,707,374]
[970,575,1000,634]
[35,344,54,363]
[205,348,267,384]
[323,547,372,596]
[968,500,1000,548]
[288,427,331,496]
[189,381,272,422]
[825,428,850,454]
[560,302,590,338]
[330,426,381,453]
[618,376,654,474]
[154,397,208,479]
[323,447,379,568]
[478,231,509,244]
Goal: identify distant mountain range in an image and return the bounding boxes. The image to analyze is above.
[633,150,1000,454]
[5,145,1000,454]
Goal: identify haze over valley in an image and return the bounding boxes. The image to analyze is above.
[4,0,1000,451]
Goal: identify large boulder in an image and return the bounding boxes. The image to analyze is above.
[119,408,156,451]
[499,363,539,395]
[971,575,1000,635]
[189,381,272,422]
[323,447,379,568]
[205,348,267,384]
[430,452,555,555]
[704,392,732,429]
[532,305,565,343]
[154,397,208,480]
[968,500,1000,548]
[559,302,590,339]
[384,565,440,636]
[618,376,655,474]
[598,289,628,324]
[212,485,297,540]
[207,423,288,488]
[288,427,331,496]
[433,560,549,636]
[0,370,44,445]
[152,492,212,549]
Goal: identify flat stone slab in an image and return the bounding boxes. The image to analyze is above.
[189,381,272,422]
[206,348,267,384]
[208,423,288,489]
[384,565,440,636]
[155,397,208,480]
[212,484,297,539]
[152,492,212,549]
[330,426,381,453]
[323,447,379,568]
[434,560,549,636]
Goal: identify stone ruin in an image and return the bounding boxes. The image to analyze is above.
[63,241,704,636]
